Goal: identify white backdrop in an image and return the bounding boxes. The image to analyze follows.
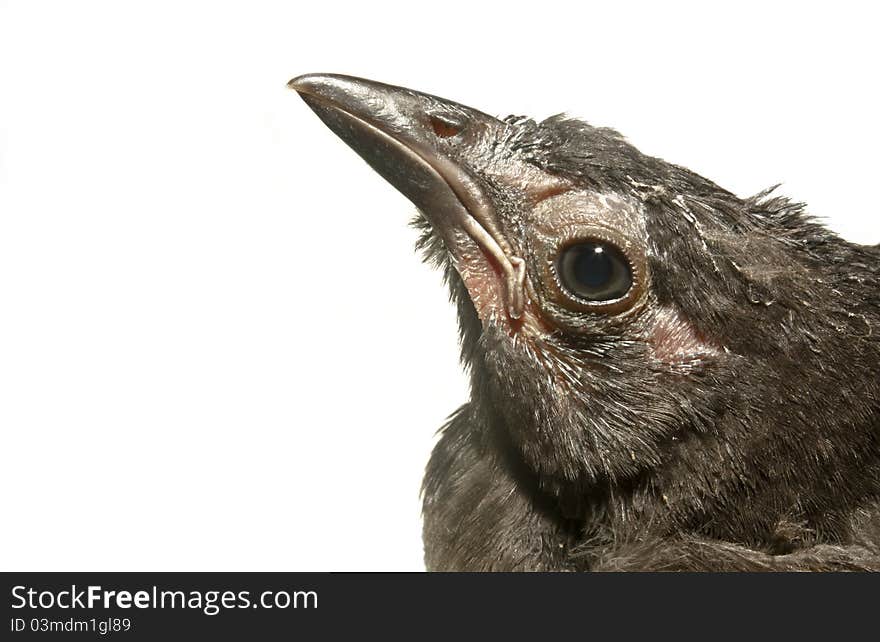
[1,1,878,571]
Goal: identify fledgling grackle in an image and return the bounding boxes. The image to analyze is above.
[290,74,880,571]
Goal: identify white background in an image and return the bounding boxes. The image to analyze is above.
[1,1,878,571]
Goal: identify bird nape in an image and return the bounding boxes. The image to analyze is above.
[289,73,880,571]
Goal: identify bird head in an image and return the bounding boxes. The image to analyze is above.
[290,74,878,505]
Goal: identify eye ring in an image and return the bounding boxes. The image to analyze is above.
[543,227,646,315]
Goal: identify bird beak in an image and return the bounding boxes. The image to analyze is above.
[288,73,527,319]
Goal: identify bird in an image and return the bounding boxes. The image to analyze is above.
[289,73,880,571]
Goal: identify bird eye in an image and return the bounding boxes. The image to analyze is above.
[556,240,633,302]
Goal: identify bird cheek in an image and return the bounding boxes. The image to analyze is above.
[646,306,724,370]
[457,263,502,323]
[452,241,508,324]
[453,242,552,336]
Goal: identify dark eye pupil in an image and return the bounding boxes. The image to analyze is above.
[557,241,632,302]
[573,245,613,288]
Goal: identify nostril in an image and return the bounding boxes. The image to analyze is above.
[429,114,463,138]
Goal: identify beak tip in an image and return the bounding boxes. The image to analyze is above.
[287,73,346,99]
[287,74,313,94]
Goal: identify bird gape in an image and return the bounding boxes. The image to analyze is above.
[290,74,880,571]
